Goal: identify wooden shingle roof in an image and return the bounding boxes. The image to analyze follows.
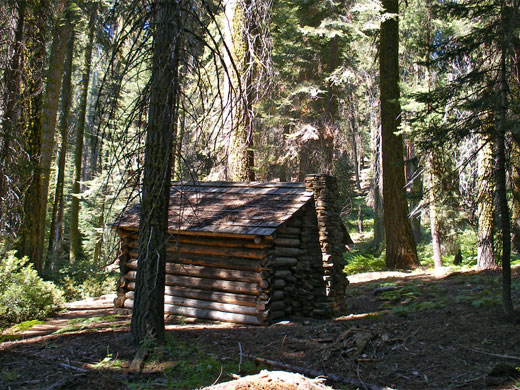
[115,181,314,238]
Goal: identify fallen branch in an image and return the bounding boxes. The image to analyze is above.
[58,362,88,373]
[242,352,394,390]
[459,345,520,362]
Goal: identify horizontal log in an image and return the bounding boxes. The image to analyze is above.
[127,250,264,272]
[272,290,285,301]
[270,301,286,312]
[274,257,298,267]
[275,247,301,257]
[124,272,260,295]
[285,218,302,227]
[127,240,267,260]
[274,238,300,247]
[274,270,292,279]
[123,299,263,325]
[166,274,259,295]
[168,235,272,249]
[164,304,262,325]
[271,311,285,321]
[273,279,286,289]
[125,286,257,307]
[116,226,275,241]
[125,260,261,283]
[276,227,301,236]
[164,295,257,316]
[118,232,271,249]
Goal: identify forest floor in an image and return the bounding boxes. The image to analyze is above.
[1,267,520,390]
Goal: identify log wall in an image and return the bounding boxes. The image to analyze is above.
[115,230,277,325]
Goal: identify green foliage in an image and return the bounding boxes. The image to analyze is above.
[375,281,449,315]
[91,346,124,370]
[344,250,386,274]
[51,260,118,302]
[455,284,502,308]
[391,300,447,316]
[0,252,64,324]
[53,315,119,335]
[125,335,262,390]
[0,320,45,342]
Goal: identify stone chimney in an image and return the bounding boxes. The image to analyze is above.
[305,174,349,313]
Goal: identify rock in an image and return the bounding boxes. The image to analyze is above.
[486,362,520,386]
[203,370,335,390]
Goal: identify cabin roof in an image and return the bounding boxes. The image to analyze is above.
[115,181,314,237]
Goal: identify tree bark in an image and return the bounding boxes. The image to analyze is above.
[349,100,361,192]
[39,0,71,262]
[476,135,496,270]
[0,2,24,205]
[497,0,514,318]
[226,0,269,181]
[371,122,384,247]
[17,1,48,274]
[379,0,419,269]
[429,153,443,269]
[512,140,520,254]
[47,22,75,271]
[70,2,98,263]
[130,0,182,344]
[405,139,422,243]
[424,0,442,269]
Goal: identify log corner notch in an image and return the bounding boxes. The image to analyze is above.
[305,174,350,314]
[113,175,350,325]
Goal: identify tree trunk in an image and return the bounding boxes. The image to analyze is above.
[70,2,97,263]
[227,0,260,181]
[424,0,442,269]
[379,0,419,269]
[371,124,384,247]
[17,2,48,274]
[476,135,496,270]
[0,2,24,205]
[47,23,75,271]
[357,204,363,233]
[38,0,71,262]
[429,153,443,269]
[512,140,520,254]
[130,0,182,344]
[497,0,514,318]
[405,139,422,243]
[349,101,361,192]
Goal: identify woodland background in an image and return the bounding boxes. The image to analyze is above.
[0,0,519,326]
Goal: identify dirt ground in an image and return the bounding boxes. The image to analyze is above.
[1,268,519,390]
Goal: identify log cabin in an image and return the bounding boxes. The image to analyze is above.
[113,174,352,325]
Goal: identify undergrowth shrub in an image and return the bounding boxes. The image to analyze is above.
[344,249,386,274]
[53,260,118,302]
[0,252,64,324]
